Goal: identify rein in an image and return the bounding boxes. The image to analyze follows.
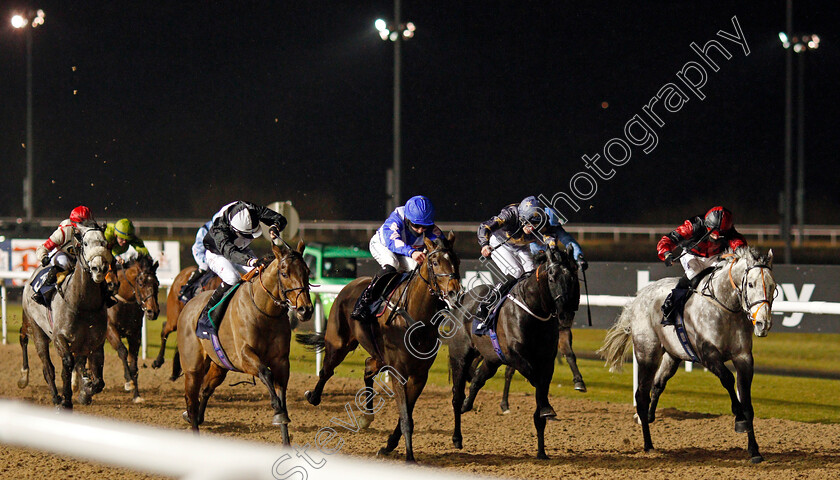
[246,255,310,318]
[700,255,773,325]
[386,244,458,326]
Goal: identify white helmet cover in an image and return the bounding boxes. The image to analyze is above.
[229,209,262,238]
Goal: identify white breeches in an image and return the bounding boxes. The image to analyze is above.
[680,253,719,280]
[369,235,418,272]
[205,250,254,285]
[489,235,534,278]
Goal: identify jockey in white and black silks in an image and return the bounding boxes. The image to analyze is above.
[197,201,286,325]
[657,206,748,325]
[351,195,441,323]
[474,195,587,326]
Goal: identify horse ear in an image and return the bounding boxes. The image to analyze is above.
[272,242,287,259]
[424,237,435,251]
[766,249,774,267]
[446,231,456,246]
[296,239,305,254]
[153,261,159,271]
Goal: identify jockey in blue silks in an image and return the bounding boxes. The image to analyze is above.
[351,195,441,323]
[474,196,587,327]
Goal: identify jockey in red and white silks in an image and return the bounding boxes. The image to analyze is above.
[35,206,94,270]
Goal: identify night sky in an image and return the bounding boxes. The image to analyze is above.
[1,1,838,225]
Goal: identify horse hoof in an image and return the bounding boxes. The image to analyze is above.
[151,358,163,369]
[182,411,191,424]
[574,382,587,392]
[168,375,179,382]
[750,455,764,464]
[52,395,62,406]
[500,408,511,415]
[273,413,291,425]
[358,413,375,429]
[735,420,750,433]
[78,393,92,406]
[125,381,135,392]
[304,390,320,406]
[376,448,392,457]
[539,406,557,418]
[537,452,549,460]
[633,413,642,425]
[452,438,463,449]
[133,396,145,404]
[460,400,473,414]
[17,369,29,389]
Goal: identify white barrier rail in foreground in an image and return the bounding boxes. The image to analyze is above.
[0,400,492,480]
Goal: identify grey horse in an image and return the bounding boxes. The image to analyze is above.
[599,246,775,463]
[18,222,113,409]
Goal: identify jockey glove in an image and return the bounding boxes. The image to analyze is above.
[664,252,674,267]
[41,256,50,267]
[577,257,588,271]
[269,224,281,239]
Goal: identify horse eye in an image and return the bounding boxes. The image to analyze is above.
[748,282,754,288]
[433,261,439,267]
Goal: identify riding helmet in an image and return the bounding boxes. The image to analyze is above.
[114,218,135,239]
[404,196,435,226]
[69,206,92,226]
[518,196,542,224]
[704,206,733,234]
[229,209,262,238]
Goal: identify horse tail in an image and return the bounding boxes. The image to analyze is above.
[296,331,326,353]
[597,306,634,373]
[170,348,182,381]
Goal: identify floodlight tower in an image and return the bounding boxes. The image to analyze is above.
[375,1,416,214]
[11,9,46,221]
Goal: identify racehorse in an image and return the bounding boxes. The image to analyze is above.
[105,255,160,403]
[448,245,579,459]
[175,240,313,443]
[151,266,220,371]
[499,326,586,414]
[297,234,460,463]
[18,222,113,409]
[599,247,776,463]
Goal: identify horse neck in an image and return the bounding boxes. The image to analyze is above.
[403,264,440,321]
[117,266,137,299]
[520,265,553,318]
[707,257,745,311]
[249,261,287,318]
[66,258,103,310]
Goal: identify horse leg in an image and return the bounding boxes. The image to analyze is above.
[197,362,228,425]
[378,379,408,458]
[59,351,75,410]
[305,340,356,407]
[152,319,176,369]
[17,319,30,389]
[450,350,476,449]
[105,321,132,392]
[461,360,500,413]
[559,329,586,392]
[634,355,658,452]
[126,330,142,403]
[31,326,61,405]
[533,365,554,460]
[183,357,210,432]
[358,360,380,429]
[240,346,287,431]
[400,373,428,463]
[269,355,292,445]
[648,353,681,423]
[732,354,763,463]
[500,364,514,414]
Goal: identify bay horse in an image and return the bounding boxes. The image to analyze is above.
[448,244,579,459]
[175,240,313,443]
[152,266,221,371]
[105,255,160,403]
[599,247,776,463]
[297,234,460,463]
[499,325,586,414]
[18,222,113,409]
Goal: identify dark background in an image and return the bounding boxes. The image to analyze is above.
[1,1,837,225]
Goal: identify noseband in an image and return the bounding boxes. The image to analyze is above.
[254,255,310,311]
[729,260,773,325]
[417,246,459,304]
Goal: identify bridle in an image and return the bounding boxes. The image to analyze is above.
[249,253,311,314]
[416,245,460,305]
[700,255,774,325]
[116,262,159,309]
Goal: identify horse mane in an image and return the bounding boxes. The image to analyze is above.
[729,245,770,268]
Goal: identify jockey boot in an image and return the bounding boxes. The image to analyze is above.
[475,274,517,329]
[179,268,204,303]
[198,282,234,328]
[351,265,397,323]
[102,282,118,308]
[661,275,692,326]
[32,267,58,305]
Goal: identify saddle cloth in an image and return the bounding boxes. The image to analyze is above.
[370,272,413,318]
[472,277,523,337]
[195,282,242,340]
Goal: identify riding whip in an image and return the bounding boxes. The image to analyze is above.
[581,266,593,327]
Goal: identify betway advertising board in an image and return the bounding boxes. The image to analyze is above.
[358,259,840,334]
[0,239,180,286]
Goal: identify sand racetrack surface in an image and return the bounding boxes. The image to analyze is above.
[1,344,838,480]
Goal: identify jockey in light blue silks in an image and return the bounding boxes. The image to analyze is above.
[351,195,441,323]
[178,219,215,303]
